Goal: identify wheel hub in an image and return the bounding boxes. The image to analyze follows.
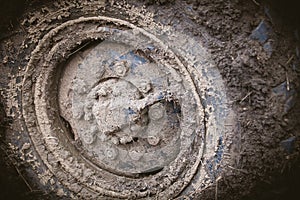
[61,41,184,174]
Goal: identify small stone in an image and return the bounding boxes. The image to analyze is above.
[57,188,65,197]
[2,56,8,64]
[120,135,133,144]
[21,143,31,151]
[97,88,107,97]
[250,20,271,43]
[50,178,55,185]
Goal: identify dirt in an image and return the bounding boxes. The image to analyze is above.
[0,0,299,199]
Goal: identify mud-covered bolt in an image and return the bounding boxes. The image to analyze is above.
[139,81,152,94]
[147,135,160,146]
[105,147,118,160]
[114,61,129,77]
[149,103,165,121]
[82,132,95,144]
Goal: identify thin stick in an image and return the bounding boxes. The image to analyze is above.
[286,72,290,91]
[13,164,34,192]
[215,181,218,200]
[215,177,222,200]
[240,92,252,103]
[0,145,33,192]
[228,165,248,174]
[67,41,91,57]
[286,55,294,65]
[252,0,260,6]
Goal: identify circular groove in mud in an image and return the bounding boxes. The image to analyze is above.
[21,15,232,199]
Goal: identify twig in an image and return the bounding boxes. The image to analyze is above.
[286,72,290,91]
[286,55,294,65]
[227,165,248,174]
[67,41,91,57]
[240,92,252,103]
[195,184,211,193]
[215,176,222,200]
[252,0,260,6]
[10,20,14,29]
[13,164,34,192]
[281,161,287,174]
[43,136,58,141]
[0,145,33,192]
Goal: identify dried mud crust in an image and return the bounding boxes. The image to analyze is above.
[0,0,299,199]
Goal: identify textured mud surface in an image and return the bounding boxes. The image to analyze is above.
[0,0,300,199]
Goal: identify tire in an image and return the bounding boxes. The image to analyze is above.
[0,0,299,199]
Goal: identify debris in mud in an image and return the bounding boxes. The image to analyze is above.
[250,20,271,43]
[272,81,296,114]
[250,20,273,55]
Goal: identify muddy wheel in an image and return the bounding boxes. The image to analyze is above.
[0,0,299,199]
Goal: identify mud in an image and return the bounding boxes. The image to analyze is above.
[0,0,300,199]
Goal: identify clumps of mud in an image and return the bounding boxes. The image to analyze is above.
[0,0,299,199]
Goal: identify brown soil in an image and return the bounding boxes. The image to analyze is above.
[0,0,299,199]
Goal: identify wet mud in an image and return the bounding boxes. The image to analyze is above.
[0,0,300,199]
